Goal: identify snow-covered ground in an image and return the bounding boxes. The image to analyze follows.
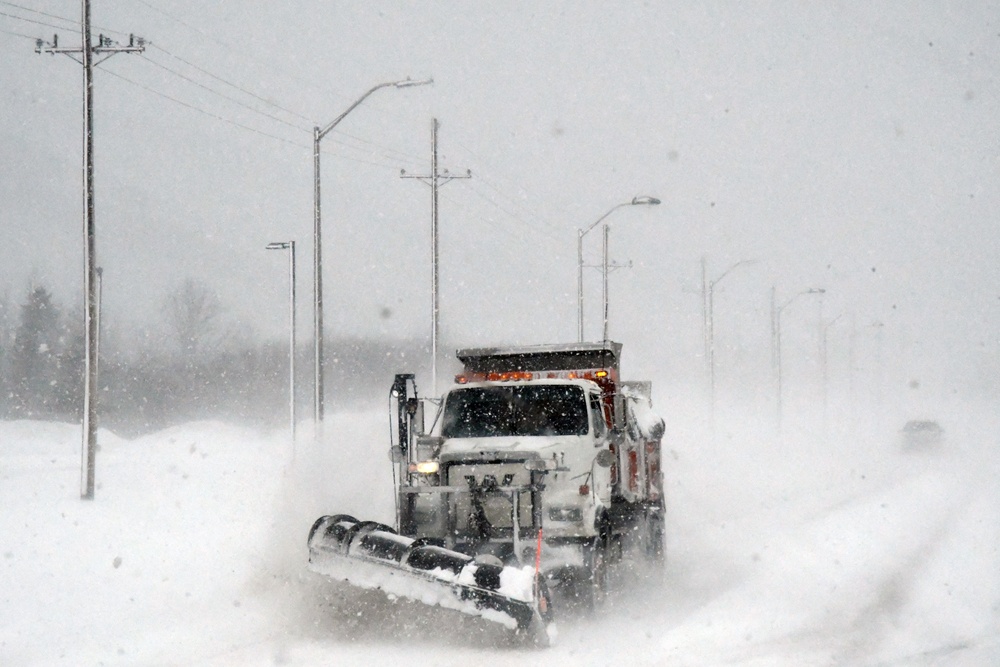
[2,396,998,666]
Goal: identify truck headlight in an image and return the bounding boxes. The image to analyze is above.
[408,461,439,474]
[548,506,583,523]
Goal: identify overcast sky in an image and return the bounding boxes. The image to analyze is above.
[2,2,998,405]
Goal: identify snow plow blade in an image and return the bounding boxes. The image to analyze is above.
[307,514,554,645]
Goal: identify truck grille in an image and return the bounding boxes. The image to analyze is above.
[445,462,533,538]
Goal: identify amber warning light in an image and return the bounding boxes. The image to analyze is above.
[454,368,613,384]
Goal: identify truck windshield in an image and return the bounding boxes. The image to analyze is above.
[441,385,589,438]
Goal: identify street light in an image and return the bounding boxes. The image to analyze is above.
[576,195,660,342]
[701,257,757,423]
[772,286,825,429]
[267,241,296,452]
[312,77,432,429]
[821,312,844,430]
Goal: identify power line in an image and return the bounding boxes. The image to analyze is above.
[438,187,520,244]
[316,126,428,170]
[467,180,565,247]
[0,8,72,32]
[436,187,569,281]
[457,163,569,246]
[77,2,430,176]
[142,44,427,170]
[449,136,569,234]
[10,3,428,175]
[319,145,407,171]
[0,1,75,27]
[392,121,565,247]
[448,138,571,239]
[327,128,427,170]
[474,173,567,239]
[105,65,415,173]
[138,52,307,133]
[129,0,438,148]
[101,66,309,150]
[474,171,542,218]
[465,181,565,247]
[0,24,35,40]
[0,0,129,38]
[125,7,428,171]
[6,0,430,175]
[321,135,410,167]
[147,42,312,125]
[131,0,319,92]
[327,125,429,172]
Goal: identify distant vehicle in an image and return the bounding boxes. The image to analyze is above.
[900,420,944,451]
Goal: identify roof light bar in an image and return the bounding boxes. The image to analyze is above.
[451,367,617,385]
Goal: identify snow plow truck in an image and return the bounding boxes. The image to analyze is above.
[307,341,666,645]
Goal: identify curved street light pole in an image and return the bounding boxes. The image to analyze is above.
[773,286,825,430]
[578,204,624,342]
[312,78,432,431]
[577,196,660,342]
[702,257,757,424]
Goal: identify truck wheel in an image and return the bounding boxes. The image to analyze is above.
[580,534,610,612]
[644,508,665,563]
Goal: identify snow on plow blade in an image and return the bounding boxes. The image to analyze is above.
[307,514,554,645]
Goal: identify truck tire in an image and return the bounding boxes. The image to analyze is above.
[580,535,609,611]
[644,507,665,563]
[579,511,616,611]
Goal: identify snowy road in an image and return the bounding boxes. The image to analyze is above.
[2,401,998,666]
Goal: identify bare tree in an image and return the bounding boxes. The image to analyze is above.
[166,278,227,358]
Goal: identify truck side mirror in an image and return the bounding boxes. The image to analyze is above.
[595,449,615,468]
[389,446,405,463]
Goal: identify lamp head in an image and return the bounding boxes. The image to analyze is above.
[266,242,290,250]
[631,195,661,206]
[395,77,434,89]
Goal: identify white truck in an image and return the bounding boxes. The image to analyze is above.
[307,341,665,642]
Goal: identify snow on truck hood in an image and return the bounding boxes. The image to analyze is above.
[438,434,588,459]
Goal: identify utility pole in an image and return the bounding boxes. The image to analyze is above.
[401,118,470,396]
[600,226,633,342]
[35,2,145,500]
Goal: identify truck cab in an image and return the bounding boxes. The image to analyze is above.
[438,379,613,538]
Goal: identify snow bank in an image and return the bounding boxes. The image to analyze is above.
[1,396,998,665]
